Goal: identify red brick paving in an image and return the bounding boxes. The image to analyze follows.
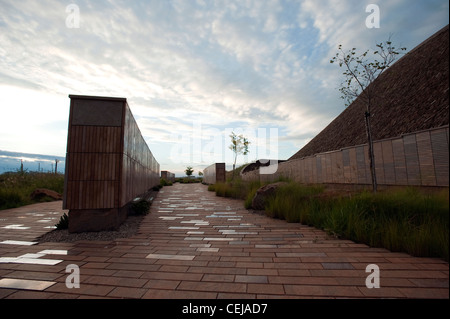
[0,183,448,299]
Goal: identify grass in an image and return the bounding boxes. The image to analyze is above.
[208,179,263,208]
[175,177,203,183]
[0,171,64,210]
[208,171,449,261]
[160,178,173,186]
[265,184,449,261]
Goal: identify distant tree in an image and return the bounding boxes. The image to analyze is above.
[185,166,194,177]
[330,37,406,193]
[229,132,250,180]
[198,171,203,177]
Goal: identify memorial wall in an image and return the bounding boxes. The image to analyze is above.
[63,95,160,232]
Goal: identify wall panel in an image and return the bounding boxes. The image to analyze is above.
[63,95,160,232]
[203,163,226,184]
[242,126,449,188]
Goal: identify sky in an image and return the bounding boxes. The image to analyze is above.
[0,0,448,176]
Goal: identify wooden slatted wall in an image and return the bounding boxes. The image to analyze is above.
[242,126,449,187]
[63,95,160,210]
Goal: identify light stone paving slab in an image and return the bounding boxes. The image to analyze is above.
[0,278,56,291]
[0,240,37,246]
[146,254,195,261]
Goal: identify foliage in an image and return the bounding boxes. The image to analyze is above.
[152,184,162,191]
[330,38,406,193]
[330,38,407,107]
[265,184,448,261]
[244,181,262,209]
[208,172,448,260]
[229,132,250,178]
[176,177,203,184]
[160,178,173,186]
[131,199,151,216]
[185,166,194,177]
[55,213,69,230]
[0,172,64,210]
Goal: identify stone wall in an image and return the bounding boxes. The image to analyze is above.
[203,163,226,185]
[63,95,160,232]
[242,126,449,187]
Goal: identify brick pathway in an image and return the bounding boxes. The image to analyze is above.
[0,183,448,299]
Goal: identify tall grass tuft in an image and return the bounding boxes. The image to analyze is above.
[265,184,449,261]
[0,171,64,210]
[206,170,448,261]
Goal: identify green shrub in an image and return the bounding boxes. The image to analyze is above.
[152,184,163,191]
[175,177,202,183]
[0,189,23,210]
[55,213,69,230]
[206,174,449,260]
[265,184,449,261]
[160,178,173,186]
[131,199,151,215]
[0,172,64,210]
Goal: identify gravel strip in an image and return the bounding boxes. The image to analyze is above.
[38,190,160,243]
[37,214,146,243]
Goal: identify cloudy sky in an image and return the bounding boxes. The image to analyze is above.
[0,0,448,175]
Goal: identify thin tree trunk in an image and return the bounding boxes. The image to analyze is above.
[232,154,237,180]
[364,101,377,193]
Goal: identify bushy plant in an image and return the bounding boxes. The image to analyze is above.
[206,173,449,260]
[160,178,173,186]
[55,213,69,230]
[0,172,64,210]
[152,184,163,191]
[265,184,449,260]
[131,199,151,215]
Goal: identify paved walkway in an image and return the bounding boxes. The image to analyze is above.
[0,183,448,299]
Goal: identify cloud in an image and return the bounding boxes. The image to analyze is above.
[0,0,448,172]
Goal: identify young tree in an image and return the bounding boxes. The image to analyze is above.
[229,132,250,179]
[185,166,194,177]
[330,38,406,193]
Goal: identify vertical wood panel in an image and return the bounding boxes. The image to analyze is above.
[373,142,385,185]
[356,146,366,184]
[316,156,322,183]
[382,140,395,185]
[392,138,408,185]
[416,131,436,186]
[431,129,449,186]
[342,149,351,183]
[364,145,372,185]
[325,153,332,183]
[404,134,421,185]
[335,151,343,183]
[348,147,357,183]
